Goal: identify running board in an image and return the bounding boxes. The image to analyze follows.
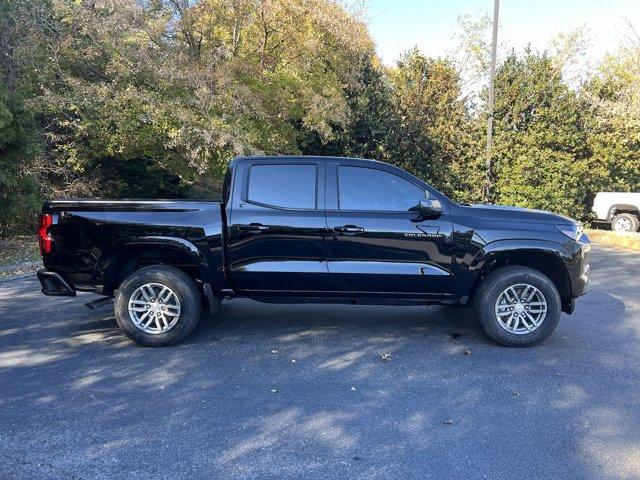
[85,297,114,310]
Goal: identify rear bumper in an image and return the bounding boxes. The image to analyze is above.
[37,269,76,297]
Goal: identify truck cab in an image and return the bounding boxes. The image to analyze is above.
[224,156,453,300]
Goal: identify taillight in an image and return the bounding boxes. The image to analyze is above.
[37,214,54,255]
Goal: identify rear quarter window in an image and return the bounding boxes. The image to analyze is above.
[247,164,317,209]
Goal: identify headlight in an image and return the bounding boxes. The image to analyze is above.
[555,223,583,240]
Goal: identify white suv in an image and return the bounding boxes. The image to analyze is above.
[592,192,640,232]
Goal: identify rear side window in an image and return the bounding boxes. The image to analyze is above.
[338,166,425,211]
[247,164,317,209]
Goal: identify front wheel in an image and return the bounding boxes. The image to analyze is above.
[474,266,561,347]
[114,265,202,346]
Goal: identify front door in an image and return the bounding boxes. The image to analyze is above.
[226,158,328,296]
[324,160,454,299]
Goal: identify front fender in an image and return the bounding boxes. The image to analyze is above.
[468,239,573,272]
[448,238,578,303]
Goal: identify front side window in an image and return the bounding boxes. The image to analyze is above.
[247,164,317,209]
[338,166,425,211]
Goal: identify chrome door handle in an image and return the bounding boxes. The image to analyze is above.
[334,225,364,233]
[238,223,270,232]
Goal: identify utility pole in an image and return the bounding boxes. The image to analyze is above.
[484,0,499,203]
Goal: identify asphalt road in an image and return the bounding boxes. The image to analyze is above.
[1,246,639,480]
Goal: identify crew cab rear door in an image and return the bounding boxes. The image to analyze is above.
[226,158,328,295]
[324,159,453,299]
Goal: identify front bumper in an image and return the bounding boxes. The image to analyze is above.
[561,236,590,315]
[37,269,76,297]
[574,239,591,297]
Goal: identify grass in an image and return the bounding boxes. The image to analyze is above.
[0,236,41,279]
[586,228,640,252]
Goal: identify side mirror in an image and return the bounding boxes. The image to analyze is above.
[411,197,444,220]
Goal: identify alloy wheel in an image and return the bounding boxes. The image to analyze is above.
[128,283,181,334]
[494,283,547,335]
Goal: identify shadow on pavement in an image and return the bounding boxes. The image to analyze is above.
[0,246,639,479]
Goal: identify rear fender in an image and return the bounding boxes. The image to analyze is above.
[118,236,208,267]
[98,236,209,294]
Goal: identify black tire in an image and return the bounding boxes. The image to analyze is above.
[474,266,561,347]
[611,213,639,232]
[114,265,201,346]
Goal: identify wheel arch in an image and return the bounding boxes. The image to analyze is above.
[607,204,640,221]
[99,236,208,296]
[467,240,574,313]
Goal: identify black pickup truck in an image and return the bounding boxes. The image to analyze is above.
[37,156,590,347]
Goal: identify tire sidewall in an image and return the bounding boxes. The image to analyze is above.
[115,266,201,346]
[476,267,561,347]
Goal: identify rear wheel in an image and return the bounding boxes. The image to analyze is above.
[611,213,639,232]
[474,266,561,347]
[114,265,201,346]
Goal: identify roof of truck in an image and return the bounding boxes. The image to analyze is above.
[230,155,385,168]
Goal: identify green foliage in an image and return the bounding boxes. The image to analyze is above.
[297,55,398,160]
[583,48,640,197]
[0,83,42,236]
[388,49,480,200]
[489,52,591,218]
[7,0,376,197]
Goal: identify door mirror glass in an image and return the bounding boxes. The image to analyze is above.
[412,197,444,219]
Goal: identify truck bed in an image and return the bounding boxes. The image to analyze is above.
[43,199,222,212]
[41,199,227,295]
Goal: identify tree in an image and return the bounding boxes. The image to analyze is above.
[8,0,377,199]
[488,51,590,218]
[297,55,399,160]
[2,0,639,235]
[0,0,44,234]
[583,46,640,199]
[0,84,41,235]
[388,49,479,200]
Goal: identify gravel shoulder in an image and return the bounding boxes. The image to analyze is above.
[0,236,41,280]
